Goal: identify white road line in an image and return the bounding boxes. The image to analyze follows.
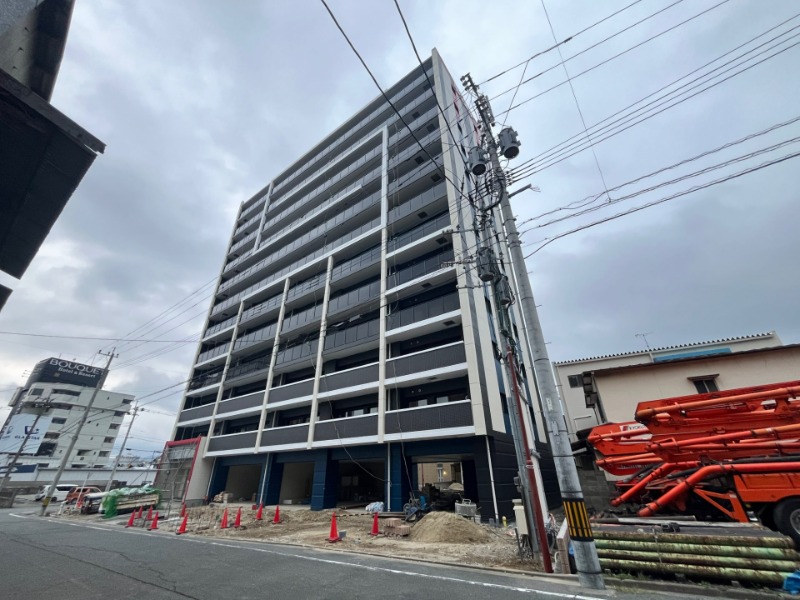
[6,513,604,600]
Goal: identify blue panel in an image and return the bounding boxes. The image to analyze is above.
[310,451,338,510]
[263,459,283,505]
[653,348,731,362]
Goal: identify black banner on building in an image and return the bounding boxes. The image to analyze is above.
[26,358,106,389]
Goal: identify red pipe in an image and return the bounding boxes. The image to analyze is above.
[610,461,699,507]
[647,422,800,452]
[638,462,800,517]
[636,385,800,421]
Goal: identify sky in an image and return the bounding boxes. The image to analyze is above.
[0,0,798,454]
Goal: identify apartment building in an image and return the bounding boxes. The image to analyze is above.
[170,50,555,519]
[1,357,134,469]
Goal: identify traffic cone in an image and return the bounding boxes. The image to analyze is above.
[176,515,188,535]
[327,512,340,543]
[255,503,264,521]
[234,507,242,529]
[136,506,143,520]
[146,506,153,521]
[369,512,380,536]
[180,503,187,518]
[220,508,229,529]
[148,511,159,531]
[272,505,281,524]
[125,511,136,528]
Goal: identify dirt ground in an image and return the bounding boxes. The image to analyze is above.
[178,504,538,571]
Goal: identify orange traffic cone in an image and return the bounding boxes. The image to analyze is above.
[255,503,264,521]
[125,511,136,528]
[148,511,159,531]
[136,506,143,520]
[327,512,340,543]
[176,515,188,535]
[369,511,380,536]
[272,505,281,524]
[180,503,187,518]
[146,506,153,521]
[220,508,229,529]
[234,507,242,529]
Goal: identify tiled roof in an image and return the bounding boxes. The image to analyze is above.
[553,331,777,366]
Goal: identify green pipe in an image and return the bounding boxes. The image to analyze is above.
[595,538,800,560]
[592,529,794,548]
[597,548,798,571]
[599,558,789,586]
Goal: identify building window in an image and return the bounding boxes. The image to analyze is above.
[29,388,43,396]
[77,449,92,456]
[567,375,582,388]
[114,411,127,417]
[53,389,81,397]
[110,424,119,429]
[98,451,110,457]
[71,464,82,468]
[690,376,719,394]
[43,433,60,440]
[103,437,114,444]
[52,417,66,424]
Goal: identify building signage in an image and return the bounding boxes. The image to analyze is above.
[0,414,53,454]
[26,357,106,388]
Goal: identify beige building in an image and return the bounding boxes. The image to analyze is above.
[554,332,784,438]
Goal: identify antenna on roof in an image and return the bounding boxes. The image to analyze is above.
[635,332,654,351]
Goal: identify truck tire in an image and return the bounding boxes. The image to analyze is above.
[773,498,800,548]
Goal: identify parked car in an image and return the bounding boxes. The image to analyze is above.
[34,484,74,502]
[64,486,101,505]
[80,492,108,514]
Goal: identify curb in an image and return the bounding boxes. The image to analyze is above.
[606,577,784,600]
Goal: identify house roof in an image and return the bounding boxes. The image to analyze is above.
[553,331,777,366]
[585,343,800,377]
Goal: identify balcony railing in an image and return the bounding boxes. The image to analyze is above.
[385,400,472,435]
[314,414,378,442]
[387,292,459,330]
[216,391,264,416]
[204,315,237,339]
[387,246,454,289]
[178,402,216,423]
[239,197,265,221]
[386,343,466,379]
[327,279,380,318]
[269,378,315,404]
[319,363,379,393]
[388,181,447,224]
[388,211,451,253]
[227,355,271,382]
[207,431,258,453]
[188,371,223,391]
[234,321,278,353]
[196,343,229,365]
[260,423,309,447]
[240,292,283,325]
[330,245,381,283]
[323,319,379,353]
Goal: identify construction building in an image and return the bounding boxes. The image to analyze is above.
[168,50,556,518]
[0,0,105,311]
[0,357,134,470]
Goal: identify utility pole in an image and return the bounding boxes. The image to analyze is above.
[462,74,604,589]
[0,397,52,495]
[104,404,139,493]
[462,74,551,572]
[40,349,117,516]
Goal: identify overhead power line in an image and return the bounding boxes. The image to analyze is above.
[507,13,800,179]
[478,0,647,86]
[0,331,197,343]
[523,149,800,257]
[494,0,731,116]
[508,30,800,182]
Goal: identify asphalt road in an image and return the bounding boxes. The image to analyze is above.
[0,508,702,600]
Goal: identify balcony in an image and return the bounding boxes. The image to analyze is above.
[204,315,237,340]
[387,246,454,289]
[177,402,216,424]
[216,391,264,417]
[386,342,467,381]
[323,318,379,357]
[388,211,451,255]
[388,181,447,224]
[319,363,379,396]
[260,423,309,448]
[226,355,271,383]
[207,431,258,453]
[387,292,460,331]
[196,343,229,366]
[268,378,315,405]
[233,321,278,353]
[314,414,378,442]
[239,197,265,221]
[385,400,473,435]
[188,371,223,391]
[327,279,380,319]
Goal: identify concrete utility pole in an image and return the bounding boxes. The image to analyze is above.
[0,397,52,495]
[104,404,139,493]
[461,74,604,589]
[40,350,116,516]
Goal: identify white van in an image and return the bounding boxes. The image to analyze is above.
[34,484,74,502]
